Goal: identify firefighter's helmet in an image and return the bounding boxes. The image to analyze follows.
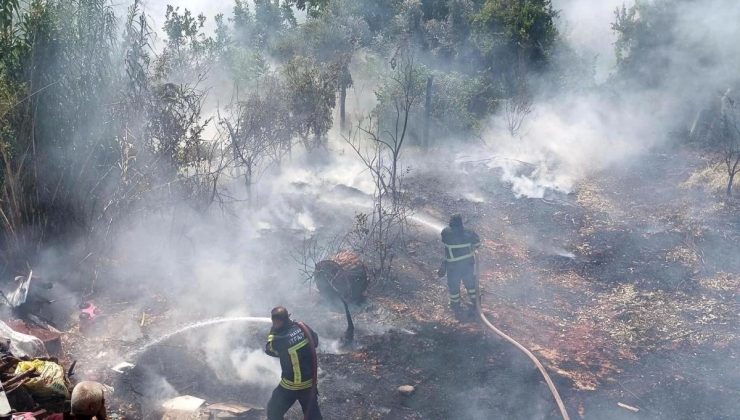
[449,214,463,229]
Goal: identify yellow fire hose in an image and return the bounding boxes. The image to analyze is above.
[474,254,571,420]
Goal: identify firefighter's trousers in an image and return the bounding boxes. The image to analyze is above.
[446,259,477,305]
[267,385,322,420]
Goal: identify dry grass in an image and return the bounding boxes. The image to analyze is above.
[576,282,737,353]
[682,162,739,194]
[698,272,740,293]
[665,245,701,268]
[576,182,622,216]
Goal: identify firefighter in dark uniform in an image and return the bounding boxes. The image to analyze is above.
[439,214,481,319]
[265,306,322,420]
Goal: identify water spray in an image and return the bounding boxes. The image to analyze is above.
[408,213,447,233]
[116,316,272,367]
[396,210,569,417]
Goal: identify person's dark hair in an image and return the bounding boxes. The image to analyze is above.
[271,306,290,321]
[449,214,463,229]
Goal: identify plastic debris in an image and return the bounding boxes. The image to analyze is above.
[162,395,206,412]
[397,385,415,395]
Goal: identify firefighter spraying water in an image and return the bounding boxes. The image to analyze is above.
[438,214,481,320]
[437,213,570,419]
[264,307,322,420]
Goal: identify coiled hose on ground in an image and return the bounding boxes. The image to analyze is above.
[475,256,571,420]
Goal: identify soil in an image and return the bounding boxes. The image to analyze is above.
[60,145,738,419]
[311,145,738,419]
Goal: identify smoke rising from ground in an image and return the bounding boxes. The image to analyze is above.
[7,1,738,417]
[485,0,740,198]
[484,90,658,197]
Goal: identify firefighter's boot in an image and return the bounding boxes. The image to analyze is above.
[451,303,466,321]
[465,302,477,319]
[465,287,479,319]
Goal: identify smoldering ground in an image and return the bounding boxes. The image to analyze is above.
[6,0,739,418]
[483,0,740,199]
[15,156,367,417]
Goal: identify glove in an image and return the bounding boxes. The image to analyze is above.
[437,262,446,278]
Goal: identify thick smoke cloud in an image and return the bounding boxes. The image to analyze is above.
[553,0,633,81]
[15,1,737,416]
[485,0,740,198]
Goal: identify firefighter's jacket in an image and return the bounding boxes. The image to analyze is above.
[265,321,319,390]
[441,226,481,264]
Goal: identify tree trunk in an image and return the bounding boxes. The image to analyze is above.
[728,156,740,197]
[340,84,347,131]
[423,76,433,148]
[246,164,253,207]
[391,156,398,203]
[729,171,736,197]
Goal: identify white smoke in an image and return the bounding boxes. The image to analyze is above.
[186,321,283,388]
[553,0,634,81]
[485,0,740,198]
[484,90,656,197]
[228,347,283,387]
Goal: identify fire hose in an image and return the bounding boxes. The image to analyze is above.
[474,254,571,420]
[296,321,318,420]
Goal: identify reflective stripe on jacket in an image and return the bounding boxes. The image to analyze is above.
[441,226,480,263]
[265,321,319,390]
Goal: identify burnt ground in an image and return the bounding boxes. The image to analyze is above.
[319,323,560,420]
[59,144,739,419]
[310,144,739,419]
[390,145,738,419]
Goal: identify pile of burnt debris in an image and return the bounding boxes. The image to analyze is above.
[0,271,98,419]
[0,318,84,419]
[116,332,267,419]
[1,271,266,419]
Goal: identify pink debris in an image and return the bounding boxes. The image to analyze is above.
[80,302,98,319]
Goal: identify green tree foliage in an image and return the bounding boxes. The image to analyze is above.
[474,0,558,75]
[0,0,119,263]
[283,56,338,149]
[610,0,721,91]
[218,2,269,89]
[0,0,24,74]
[286,0,331,18]
[0,1,217,267]
[126,3,215,210]
[357,0,404,34]
[219,75,293,204]
[275,1,370,129]
[0,0,574,269]
[612,0,680,86]
[227,0,293,50]
[423,0,477,60]
[254,0,290,48]
[157,6,219,82]
[429,72,490,137]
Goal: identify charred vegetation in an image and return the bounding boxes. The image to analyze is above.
[0,0,739,419]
